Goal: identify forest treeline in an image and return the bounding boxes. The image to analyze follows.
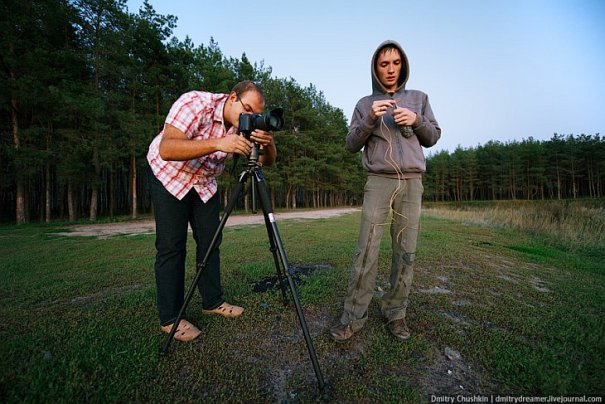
[424,134,604,202]
[1,0,365,224]
[2,1,602,224]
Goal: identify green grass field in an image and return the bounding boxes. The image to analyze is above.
[1,209,603,402]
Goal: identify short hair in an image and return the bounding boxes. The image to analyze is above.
[377,45,401,58]
[231,80,265,103]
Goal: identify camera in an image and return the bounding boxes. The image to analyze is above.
[238,108,284,138]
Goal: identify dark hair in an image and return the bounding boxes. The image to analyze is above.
[375,45,402,69]
[378,44,401,58]
[231,80,265,103]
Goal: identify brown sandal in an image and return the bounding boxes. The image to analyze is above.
[160,319,201,342]
[202,302,244,318]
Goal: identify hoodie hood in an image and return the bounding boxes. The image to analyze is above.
[371,40,409,95]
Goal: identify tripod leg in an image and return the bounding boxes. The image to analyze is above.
[254,176,289,306]
[159,173,249,356]
[252,169,326,393]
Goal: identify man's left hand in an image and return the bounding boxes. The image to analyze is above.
[392,107,417,126]
[249,130,274,147]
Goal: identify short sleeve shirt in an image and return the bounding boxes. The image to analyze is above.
[147,91,237,202]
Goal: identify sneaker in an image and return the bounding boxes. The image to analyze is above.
[387,318,411,341]
[330,323,354,342]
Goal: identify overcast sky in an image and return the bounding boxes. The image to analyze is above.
[127,0,605,154]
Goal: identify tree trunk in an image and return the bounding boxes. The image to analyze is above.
[90,188,98,221]
[286,184,292,209]
[109,166,115,219]
[12,93,26,224]
[45,125,52,223]
[45,161,51,224]
[130,153,138,219]
[68,182,76,222]
[90,19,101,222]
[89,145,100,221]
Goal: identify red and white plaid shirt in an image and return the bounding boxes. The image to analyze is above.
[147,91,237,202]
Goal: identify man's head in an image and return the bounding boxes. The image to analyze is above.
[224,80,265,129]
[375,45,402,92]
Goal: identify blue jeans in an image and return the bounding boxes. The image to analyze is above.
[148,168,224,326]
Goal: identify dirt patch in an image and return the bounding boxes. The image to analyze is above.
[53,208,360,238]
[419,346,490,395]
[34,284,142,308]
[251,263,331,293]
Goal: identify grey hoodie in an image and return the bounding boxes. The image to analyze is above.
[345,40,441,178]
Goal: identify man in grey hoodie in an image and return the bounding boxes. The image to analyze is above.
[330,40,441,342]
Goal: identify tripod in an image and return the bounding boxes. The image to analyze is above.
[159,143,327,395]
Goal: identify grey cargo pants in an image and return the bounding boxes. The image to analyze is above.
[340,175,423,332]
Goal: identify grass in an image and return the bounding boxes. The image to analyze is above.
[423,199,605,256]
[0,206,604,402]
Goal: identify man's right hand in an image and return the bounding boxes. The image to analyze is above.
[370,99,396,120]
[219,134,253,156]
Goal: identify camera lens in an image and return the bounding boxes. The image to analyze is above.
[266,108,284,131]
[239,108,284,135]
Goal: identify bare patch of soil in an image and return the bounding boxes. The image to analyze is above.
[419,346,489,395]
[53,208,360,238]
[34,284,142,308]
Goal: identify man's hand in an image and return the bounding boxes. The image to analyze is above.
[219,134,253,156]
[392,107,417,126]
[249,129,273,148]
[371,100,396,120]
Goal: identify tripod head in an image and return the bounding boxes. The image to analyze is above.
[246,141,263,168]
[228,137,264,178]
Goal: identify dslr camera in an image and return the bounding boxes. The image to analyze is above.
[238,108,284,138]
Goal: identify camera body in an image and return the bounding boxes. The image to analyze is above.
[239,108,284,138]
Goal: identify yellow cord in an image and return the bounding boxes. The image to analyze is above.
[377,112,409,243]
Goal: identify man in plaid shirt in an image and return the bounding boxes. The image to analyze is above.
[147,80,276,341]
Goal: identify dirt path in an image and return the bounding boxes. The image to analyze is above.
[55,207,360,238]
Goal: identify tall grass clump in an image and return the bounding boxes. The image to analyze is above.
[423,199,605,253]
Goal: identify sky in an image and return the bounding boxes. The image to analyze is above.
[126,0,605,154]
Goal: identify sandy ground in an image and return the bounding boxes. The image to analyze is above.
[55,207,360,238]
